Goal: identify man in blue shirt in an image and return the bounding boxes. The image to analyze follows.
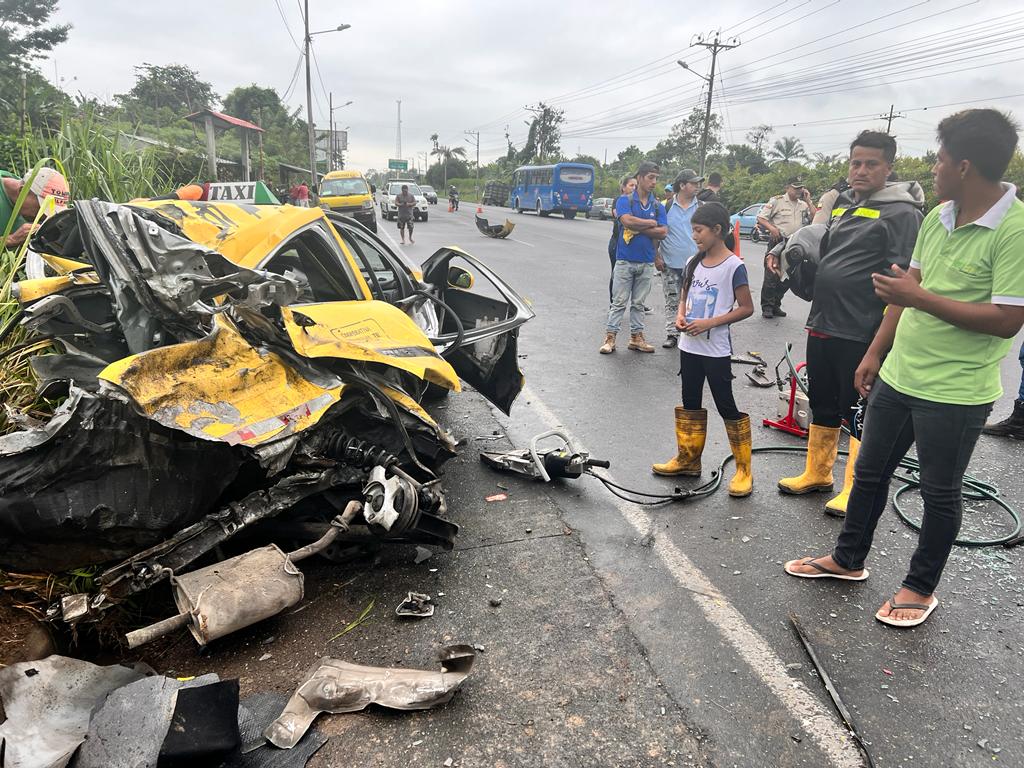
[600,161,668,354]
[655,168,702,348]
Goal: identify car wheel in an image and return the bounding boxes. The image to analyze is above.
[564,210,576,220]
[515,198,523,213]
[422,212,428,222]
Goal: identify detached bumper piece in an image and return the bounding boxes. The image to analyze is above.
[474,214,515,239]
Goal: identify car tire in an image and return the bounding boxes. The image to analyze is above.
[422,212,428,222]
[564,210,576,220]
[537,200,549,217]
[515,198,523,213]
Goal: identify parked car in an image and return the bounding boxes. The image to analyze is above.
[318,169,377,232]
[588,198,615,220]
[730,203,767,238]
[421,185,438,204]
[380,181,430,221]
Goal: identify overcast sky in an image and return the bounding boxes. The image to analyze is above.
[44,0,1024,172]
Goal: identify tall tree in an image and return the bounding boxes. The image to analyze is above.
[768,136,806,165]
[430,144,468,189]
[518,102,564,164]
[719,143,768,174]
[653,107,722,169]
[745,125,773,157]
[116,63,217,119]
[0,0,70,68]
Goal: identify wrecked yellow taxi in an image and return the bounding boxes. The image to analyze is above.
[0,199,532,631]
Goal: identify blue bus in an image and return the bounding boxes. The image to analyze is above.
[509,162,594,219]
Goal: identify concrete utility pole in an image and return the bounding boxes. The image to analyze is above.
[465,130,480,200]
[524,104,545,162]
[679,31,739,177]
[880,104,905,135]
[396,100,402,171]
[302,5,350,187]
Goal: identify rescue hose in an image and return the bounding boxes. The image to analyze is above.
[777,343,1021,547]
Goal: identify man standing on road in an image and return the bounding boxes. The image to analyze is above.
[600,161,668,354]
[757,177,814,318]
[774,131,925,515]
[2,167,70,248]
[655,169,702,348]
[395,184,417,245]
[697,171,723,203]
[785,109,1024,628]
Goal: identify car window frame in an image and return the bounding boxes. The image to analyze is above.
[257,220,366,304]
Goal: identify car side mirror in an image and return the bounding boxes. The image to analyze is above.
[447,266,474,290]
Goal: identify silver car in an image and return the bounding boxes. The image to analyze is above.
[587,197,616,220]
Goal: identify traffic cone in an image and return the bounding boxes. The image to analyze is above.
[732,220,742,259]
[476,205,483,214]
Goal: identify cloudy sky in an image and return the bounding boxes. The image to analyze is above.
[44,0,1024,172]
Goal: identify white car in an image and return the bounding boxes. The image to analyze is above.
[380,181,429,222]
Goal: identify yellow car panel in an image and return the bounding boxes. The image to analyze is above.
[98,318,345,447]
[281,301,462,394]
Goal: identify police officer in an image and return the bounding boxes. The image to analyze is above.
[757,176,814,318]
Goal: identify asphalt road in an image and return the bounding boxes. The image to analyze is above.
[378,201,1024,768]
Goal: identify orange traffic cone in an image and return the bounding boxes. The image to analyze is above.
[732,220,742,259]
[476,205,483,214]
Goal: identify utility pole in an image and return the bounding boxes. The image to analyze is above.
[524,104,544,162]
[329,92,334,172]
[880,104,905,135]
[464,130,480,201]
[257,107,265,180]
[303,0,316,188]
[681,31,740,177]
[395,100,402,172]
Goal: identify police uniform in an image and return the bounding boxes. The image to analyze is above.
[758,194,812,315]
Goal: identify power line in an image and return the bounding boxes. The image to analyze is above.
[274,0,302,53]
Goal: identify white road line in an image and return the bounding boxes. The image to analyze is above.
[508,238,535,247]
[518,385,865,768]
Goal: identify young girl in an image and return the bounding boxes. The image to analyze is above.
[652,202,755,497]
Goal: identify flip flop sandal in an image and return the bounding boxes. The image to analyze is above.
[783,557,869,581]
[875,595,939,628]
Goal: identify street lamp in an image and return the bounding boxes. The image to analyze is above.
[304,2,350,187]
[328,96,353,171]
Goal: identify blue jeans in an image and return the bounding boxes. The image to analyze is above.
[832,380,992,596]
[606,260,654,335]
[1017,343,1024,400]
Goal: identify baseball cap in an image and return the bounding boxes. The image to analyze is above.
[23,168,70,213]
[786,176,805,188]
[673,168,705,185]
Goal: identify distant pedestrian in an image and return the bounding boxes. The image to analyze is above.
[785,108,1024,628]
[599,161,668,355]
[757,177,813,318]
[696,171,723,203]
[652,202,754,496]
[289,182,310,207]
[608,175,637,301]
[656,168,702,348]
[395,184,417,244]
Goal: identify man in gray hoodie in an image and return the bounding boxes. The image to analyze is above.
[773,130,925,515]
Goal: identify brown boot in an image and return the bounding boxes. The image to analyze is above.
[652,407,707,476]
[599,333,616,354]
[628,332,655,353]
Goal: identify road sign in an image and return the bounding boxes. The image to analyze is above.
[388,159,408,171]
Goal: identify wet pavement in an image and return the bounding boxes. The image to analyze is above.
[378,203,1024,768]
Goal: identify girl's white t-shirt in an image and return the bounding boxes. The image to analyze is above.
[678,253,749,358]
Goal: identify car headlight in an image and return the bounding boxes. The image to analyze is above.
[362,200,373,209]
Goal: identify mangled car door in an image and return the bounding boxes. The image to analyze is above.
[421,248,534,415]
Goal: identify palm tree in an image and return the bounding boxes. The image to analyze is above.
[431,144,467,189]
[768,136,806,165]
[811,152,841,167]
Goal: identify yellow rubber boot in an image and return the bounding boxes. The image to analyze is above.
[724,414,753,498]
[778,424,840,494]
[825,436,860,517]
[652,407,707,476]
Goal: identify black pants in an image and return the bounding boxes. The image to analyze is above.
[833,380,991,595]
[806,335,869,429]
[680,350,741,420]
[760,264,789,311]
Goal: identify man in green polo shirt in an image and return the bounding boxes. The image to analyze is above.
[784,109,1024,628]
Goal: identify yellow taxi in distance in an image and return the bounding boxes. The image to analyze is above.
[318,170,377,232]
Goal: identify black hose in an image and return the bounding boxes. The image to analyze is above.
[413,288,465,359]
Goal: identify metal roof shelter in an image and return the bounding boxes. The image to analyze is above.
[185,109,264,182]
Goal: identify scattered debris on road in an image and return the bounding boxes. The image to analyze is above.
[396,591,435,618]
[474,214,516,239]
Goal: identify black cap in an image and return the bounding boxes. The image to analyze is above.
[635,160,660,177]
[786,176,805,188]
[673,168,705,185]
